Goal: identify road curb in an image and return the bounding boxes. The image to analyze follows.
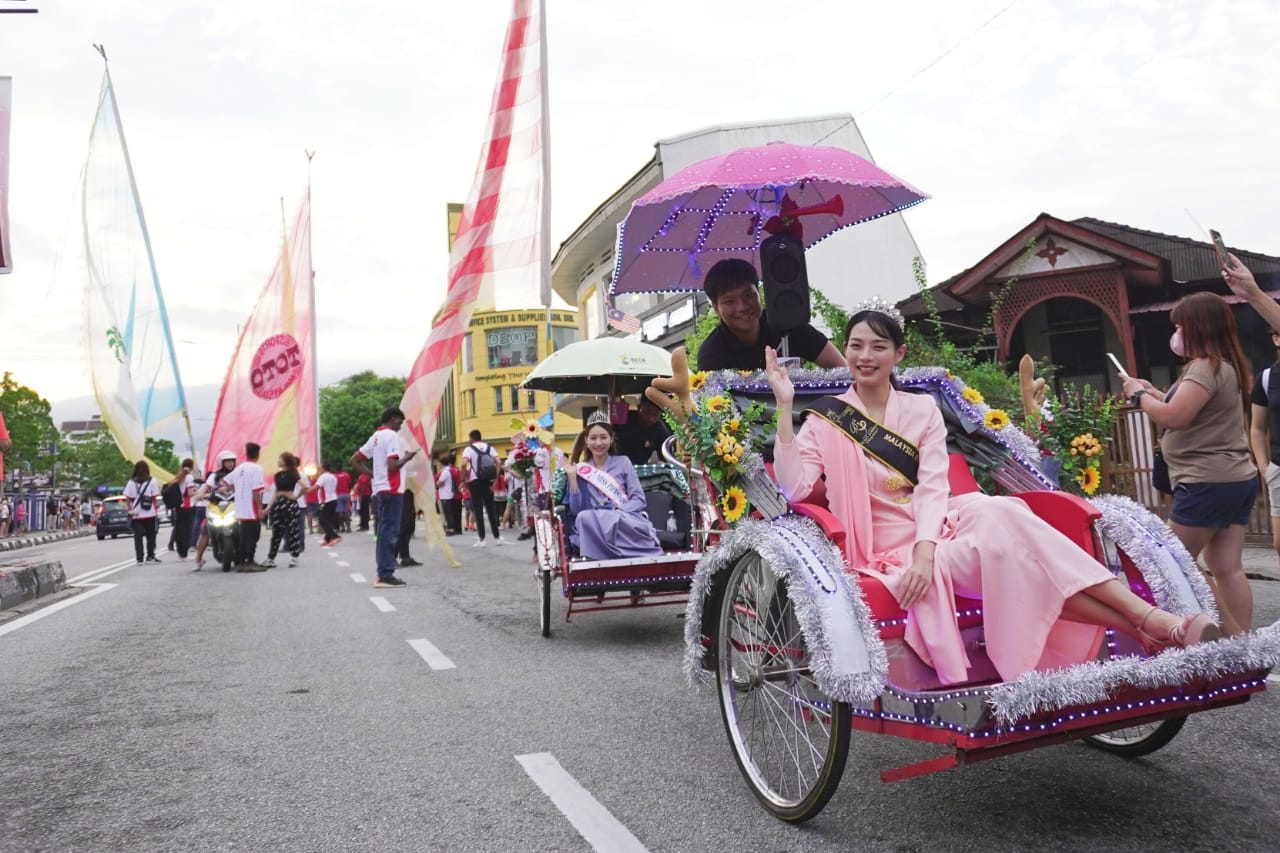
[0,558,68,610]
[0,529,94,553]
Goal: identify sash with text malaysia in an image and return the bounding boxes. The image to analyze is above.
[802,396,920,487]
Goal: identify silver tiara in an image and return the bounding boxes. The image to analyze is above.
[586,410,611,427]
[850,295,904,328]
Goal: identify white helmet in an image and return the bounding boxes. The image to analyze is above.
[218,450,237,464]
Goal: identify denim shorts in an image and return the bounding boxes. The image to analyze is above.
[1169,477,1259,528]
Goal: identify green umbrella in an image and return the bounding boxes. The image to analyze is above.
[521,336,672,396]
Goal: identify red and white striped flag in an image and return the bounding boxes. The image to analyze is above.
[398,0,549,563]
[606,305,641,335]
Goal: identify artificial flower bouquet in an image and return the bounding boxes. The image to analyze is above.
[1026,385,1122,496]
[664,374,773,524]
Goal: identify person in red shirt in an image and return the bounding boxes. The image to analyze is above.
[335,468,353,532]
[354,471,372,530]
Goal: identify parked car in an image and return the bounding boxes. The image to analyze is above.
[96,496,133,540]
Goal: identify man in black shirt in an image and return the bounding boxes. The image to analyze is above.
[695,258,845,372]
[616,397,672,465]
[1248,328,1280,561]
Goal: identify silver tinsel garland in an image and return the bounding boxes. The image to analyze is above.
[989,622,1280,724]
[1088,494,1218,619]
[683,514,888,704]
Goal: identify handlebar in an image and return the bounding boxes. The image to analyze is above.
[661,435,704,476]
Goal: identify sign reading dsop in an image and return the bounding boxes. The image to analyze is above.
[250,333,303,400]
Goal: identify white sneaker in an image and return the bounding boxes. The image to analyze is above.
[493,538,504,546]
[288,558,298,567]
[473,539,487,548]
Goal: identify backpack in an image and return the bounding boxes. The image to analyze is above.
[161,479,183,510]
[472,444,497,482]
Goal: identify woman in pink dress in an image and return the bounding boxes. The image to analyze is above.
[766,309,1220,686]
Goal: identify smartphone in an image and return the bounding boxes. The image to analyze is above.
[1106,352,1127,376]
[1210,229,1229,269]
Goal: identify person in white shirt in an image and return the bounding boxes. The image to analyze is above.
[462,429,504,547]
[350,407,418,588]
[164,458,197,560]
[122,460,162,564]
[223,442,266,571]
[435,451,462,535]
[316,461,341,546]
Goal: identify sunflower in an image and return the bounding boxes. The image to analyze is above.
[689,371,708,392]
[1077,465,1101,495]
[962,387,984,404]
[727,418,741,432]
[721,486,748,523]
[706,395,731,413]
[983,409,1011,430]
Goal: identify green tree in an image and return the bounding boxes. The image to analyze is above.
[0,372,59,483]
[60,431,132,488]
[319,371,406,466]
[144,437,180,474]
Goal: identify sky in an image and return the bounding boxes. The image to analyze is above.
[1,0,1277,413]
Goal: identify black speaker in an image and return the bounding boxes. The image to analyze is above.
[760,232,811,332]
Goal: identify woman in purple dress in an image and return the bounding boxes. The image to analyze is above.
[566,413,663,560]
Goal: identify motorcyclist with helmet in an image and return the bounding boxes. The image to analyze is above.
[193,450,238,570]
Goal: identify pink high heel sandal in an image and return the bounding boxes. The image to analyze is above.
[1136,606,1221,653]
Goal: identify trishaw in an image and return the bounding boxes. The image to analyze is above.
[679,367,1280,823]
[521,337,722,637]
[532,450,719,637]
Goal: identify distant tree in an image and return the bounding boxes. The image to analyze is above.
[0,372,59,483]
[60,432,131,488]
[320,371,406,467]
[144,437,180,474]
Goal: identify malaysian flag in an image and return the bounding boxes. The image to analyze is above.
[607,305,641,335]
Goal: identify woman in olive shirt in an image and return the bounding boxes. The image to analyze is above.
[1122,293,1256,636]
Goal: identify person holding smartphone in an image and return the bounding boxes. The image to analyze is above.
[1221,250,1280,333]
[1248,327,1280,573]
[1120,292,1256,636]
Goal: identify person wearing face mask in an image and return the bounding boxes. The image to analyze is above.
[696,259,846,372]
[1121,293,1257,636]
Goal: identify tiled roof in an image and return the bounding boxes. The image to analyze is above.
[1072,217,1280,283]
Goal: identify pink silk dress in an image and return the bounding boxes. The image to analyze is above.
[774,386,1109,685]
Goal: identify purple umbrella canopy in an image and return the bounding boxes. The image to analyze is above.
[610,142,928,297]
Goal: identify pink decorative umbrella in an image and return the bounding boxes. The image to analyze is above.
[610,142,928,296]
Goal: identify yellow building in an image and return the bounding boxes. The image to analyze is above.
[447,310,579,453]
[439,203,580,455]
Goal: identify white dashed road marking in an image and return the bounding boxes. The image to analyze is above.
[336,560,350,567]
[1268,673,1278,685]
[516,753,648,853]
[0,584,117,638]
[407,638,456,670]
[326,551,338,558]
[68,559,135,584]
[369,596,396,613]
[349,573,367,584]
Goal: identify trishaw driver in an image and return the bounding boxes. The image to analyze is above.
[696,258,845,372]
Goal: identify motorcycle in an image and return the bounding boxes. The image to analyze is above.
[205,494,239,573]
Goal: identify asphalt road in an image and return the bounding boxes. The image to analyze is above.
[2,530,1278,852]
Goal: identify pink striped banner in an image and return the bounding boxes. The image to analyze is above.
[398,0,548,561]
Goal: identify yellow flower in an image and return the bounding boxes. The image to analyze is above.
[689,371,708,392]
[738,370,753,377]
[727,419,741,432]
[983,409,1011,430]
[962,387,984,404]
[721,486,748,523]
[706,395,730,413]
[1078,466,1101,495]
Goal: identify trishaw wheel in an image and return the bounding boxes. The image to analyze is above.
[539,570,552,638]
[1084,716,1186,757]
[716,550,850,823]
